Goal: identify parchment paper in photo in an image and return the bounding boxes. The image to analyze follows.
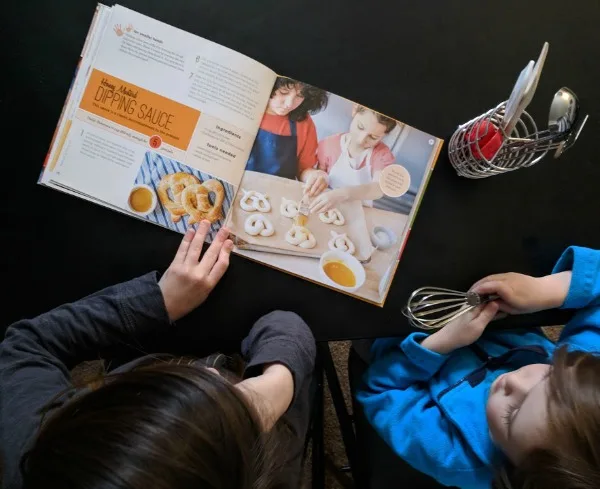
[226,171,374,260]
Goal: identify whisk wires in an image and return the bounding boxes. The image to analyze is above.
[402,287,488,330]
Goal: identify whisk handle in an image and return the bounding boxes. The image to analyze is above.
[466,292,500,306]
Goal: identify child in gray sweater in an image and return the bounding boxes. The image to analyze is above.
[0,222,316,489]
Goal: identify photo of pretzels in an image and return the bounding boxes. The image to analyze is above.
[280,197,300,218]
[319,208,345,226]
[285,225,317,249]
[157,173,199,222]
[240,189,271,212]
[181,179,225,224]
[158,173,225,224]
[328,230,355,254]
[244,214,275,237]
[133,153,235,243]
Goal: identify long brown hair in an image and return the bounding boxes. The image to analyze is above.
[21,363,287,489]
[498,347,600,489]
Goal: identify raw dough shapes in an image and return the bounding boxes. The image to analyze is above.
[328,231,355,254]
[240,189,271,212]
[319,208,345,226]
[158,173,200,222]
[280,198,300,218]
[181,179,225,224]
[285,225,317,249]
[244,214,275,237]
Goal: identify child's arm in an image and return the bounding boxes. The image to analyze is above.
[0,226,231,486]
[472,272,571,315]
[309,179,384,214]
[552,247,600,350]
[1,272,170,371]
[0,272,171,488]
[0,225,230,388]
[238,311,316,430]
[472,246,600,351]
[357,304,499,488]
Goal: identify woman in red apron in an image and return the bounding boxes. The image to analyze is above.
[303,105,398,214]
[246,77,328,180]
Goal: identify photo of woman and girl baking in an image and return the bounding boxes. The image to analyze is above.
[227,76,442,304]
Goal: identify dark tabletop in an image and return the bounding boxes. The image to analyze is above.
[3,0,600,345]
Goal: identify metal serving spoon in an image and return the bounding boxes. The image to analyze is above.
[507,88,581,155]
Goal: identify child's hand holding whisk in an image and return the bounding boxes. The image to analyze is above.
[471,271,572,315]
[420,271,572,354]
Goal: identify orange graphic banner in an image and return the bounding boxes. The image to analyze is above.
[79,69,200,150]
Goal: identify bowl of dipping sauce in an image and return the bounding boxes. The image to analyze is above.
[319,250,366,293]
[128,184,157,216]
[370,226,398,250]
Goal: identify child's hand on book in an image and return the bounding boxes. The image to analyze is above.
[159,221,233,321]
[420,302,499,354]
[471,272,571,315]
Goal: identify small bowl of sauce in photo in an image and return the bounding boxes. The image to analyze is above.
[319,250,366,293]
[128,184,157,216]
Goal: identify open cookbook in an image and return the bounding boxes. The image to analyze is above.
[41,3,443,306]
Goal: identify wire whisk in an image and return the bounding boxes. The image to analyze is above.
[402,287,497,330]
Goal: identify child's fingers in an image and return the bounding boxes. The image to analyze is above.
[492,311,509,321]
[496,301,519,315]
[471,301,499,330]
[185,221,210,265]
[309,199,323,213]
[311,199,330,215]
[198,227,229,274]
[470,274,507,292]
[315,179,327,195]
[309,196,322,212]
[208,240,233,285]
[315,178,328,195]
[173,228,195,264]
[312,180,325,196]
[472,280,511,299]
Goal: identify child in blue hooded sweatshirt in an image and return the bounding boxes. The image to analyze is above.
[357,246,600,489]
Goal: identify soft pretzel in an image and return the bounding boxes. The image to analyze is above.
[244,214,275,237]
[240,189,271,212]
[285,225,316,249]
[158,173,200,222]
[319,208,345,226]
[280,198,299,218]
[328,231,355,254]
[181,179,225,224]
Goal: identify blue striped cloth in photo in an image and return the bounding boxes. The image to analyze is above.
[134,152,235,242]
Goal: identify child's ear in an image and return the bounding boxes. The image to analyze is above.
[351,103,360,117]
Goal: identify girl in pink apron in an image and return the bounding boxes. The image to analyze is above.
[303,105,397,214]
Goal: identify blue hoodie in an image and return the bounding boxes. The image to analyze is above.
[356,246,600,489]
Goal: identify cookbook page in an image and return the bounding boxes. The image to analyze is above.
[42,4,276,241]
[229,76,443,304]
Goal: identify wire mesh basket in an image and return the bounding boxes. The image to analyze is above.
[448,101,559,179]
